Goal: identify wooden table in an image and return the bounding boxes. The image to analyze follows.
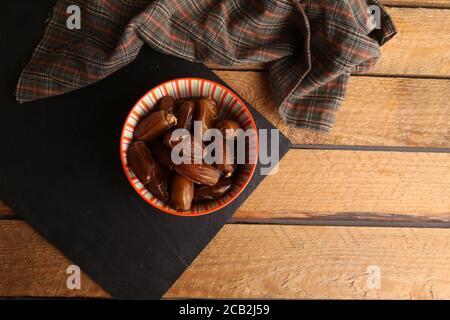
[1,0,450,299]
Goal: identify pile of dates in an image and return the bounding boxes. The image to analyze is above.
[127,96,245,211]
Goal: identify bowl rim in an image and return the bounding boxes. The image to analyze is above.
[120,77,259,217]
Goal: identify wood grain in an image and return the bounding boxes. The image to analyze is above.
[371,8,450,77]
[2,221,450,299]
[215,71,450,147]
[209,8,450,77]
[235,149,450,223]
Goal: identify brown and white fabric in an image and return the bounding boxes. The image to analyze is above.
[16,0,396,132]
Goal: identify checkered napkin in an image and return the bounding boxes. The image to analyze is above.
[16,0,396,132]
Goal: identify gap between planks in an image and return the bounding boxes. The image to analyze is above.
[229,217,450,229]
[353,73,450,80]
[291,144,450,153]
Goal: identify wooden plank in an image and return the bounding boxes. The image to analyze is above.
[235,149,450,224]
[166,224,450,299]
[371,8,450,76]
[2,149,450,224]
[215,71,450,148]
[2,221,450,299]
[209,8,450,77]
[383,0,450,8]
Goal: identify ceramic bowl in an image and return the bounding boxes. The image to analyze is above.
[120,78,258,216]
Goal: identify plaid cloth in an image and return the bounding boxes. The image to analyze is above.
[16,0,396,132]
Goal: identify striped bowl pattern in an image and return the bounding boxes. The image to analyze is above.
[120,78,258,216]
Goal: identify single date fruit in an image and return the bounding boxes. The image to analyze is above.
[163,131,190,149]
[163,132,204,162]
[149,140,174,170]
[127,141,154,186]
[158,96,176,113]
[175,163,220,186]
[215,140,236,177]
[176,101,195,130]
[171,174,194,211]
[194,177,232,201]
[195,97,219,136]
[217,119,242,139]
[134,110,177,142]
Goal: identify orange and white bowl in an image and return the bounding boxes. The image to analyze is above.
[120,78,258,216]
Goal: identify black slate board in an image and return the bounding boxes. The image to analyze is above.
[0,0,291,298]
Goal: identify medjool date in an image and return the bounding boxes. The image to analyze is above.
[134,110,177,142]
[163,132,204,162]
[163,131,190,149]
[175,163,220,186]
[171,174,194,211]
[195,97,219,136]
[158,96,176,113]
[215,140,236,177]
[127,141,154,186]
[217,120,241,140]
[194,177,232,201]
[147,174,169,203]
[149,140,174,170]
[176,101,195,130]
